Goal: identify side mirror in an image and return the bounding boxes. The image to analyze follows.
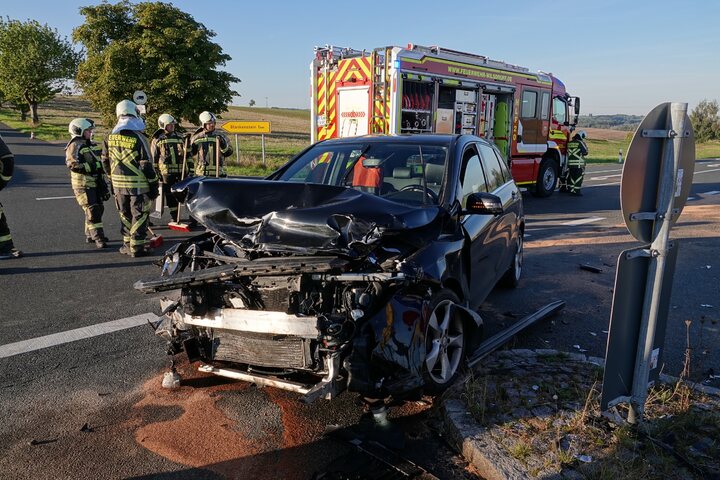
[463,192,504,215]
[573,97,581,115]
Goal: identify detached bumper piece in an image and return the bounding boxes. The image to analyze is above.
[135,256,348,293]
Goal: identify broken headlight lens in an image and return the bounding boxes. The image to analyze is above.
[161,252,182,277]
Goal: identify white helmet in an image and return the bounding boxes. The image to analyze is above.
[116,99,139,118]
[158,113,176,129]
[199,111,216,125]
[577,130,587,140]
[68,118,95,138]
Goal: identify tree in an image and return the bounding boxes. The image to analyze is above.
[73,1,239,129]
[0,18,79,123]
[249,99,256,107]
[690,99,720,143]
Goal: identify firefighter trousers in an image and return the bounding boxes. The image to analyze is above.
[0,202,15,253]
[568,165,585,194]
[74,187,105,241]
[161,175,180,221]
[115,193,151,253]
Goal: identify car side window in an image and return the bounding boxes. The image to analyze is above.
[459,145,488,208]
[477,143,505,191]
[492,147,511,181]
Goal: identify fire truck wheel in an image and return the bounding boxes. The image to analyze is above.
[533,159,558,197]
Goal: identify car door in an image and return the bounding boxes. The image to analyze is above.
[458,144,497,309]
[477,142,520,278]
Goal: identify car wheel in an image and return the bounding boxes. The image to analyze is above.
[423,290,466,393]
[533,159,557,197]
[499,234,523,288]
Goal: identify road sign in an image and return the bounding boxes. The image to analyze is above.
[133,90,147,105]
[600,242,678,411]
[221,121,271,134]
[621,103,695,243]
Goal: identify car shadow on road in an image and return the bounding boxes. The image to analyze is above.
[0,259,158,275]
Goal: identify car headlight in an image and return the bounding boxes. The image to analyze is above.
[161,252,181,277]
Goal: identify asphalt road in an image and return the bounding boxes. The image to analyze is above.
[0,125,718,479]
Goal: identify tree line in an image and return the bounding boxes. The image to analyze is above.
[0,1,238,129]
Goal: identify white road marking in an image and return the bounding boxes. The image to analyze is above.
[586,168,623,175]
[0,313,159,359]
[687,197,698,201]
[562,217,605,226]
[702,190,720,195]
[587,173,622,181]
[706,163,720,168]
[584,182,620,188]
[695,168,720,175]
[35,195,76,201]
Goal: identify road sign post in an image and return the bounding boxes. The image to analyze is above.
[601,103,695,424]
[221,121,272,166]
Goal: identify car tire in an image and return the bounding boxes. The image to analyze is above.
[499,234,523,288]
[423,289,466,394]
[533,159,558,197]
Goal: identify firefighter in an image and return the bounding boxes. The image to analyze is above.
[0,135,21,260]
[66,118,111,248]
[104,100,159,257]
[564,130,589,196]
[150,114,188,223]
[191,111,233,177]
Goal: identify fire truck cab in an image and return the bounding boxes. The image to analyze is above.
[310,44,581,197]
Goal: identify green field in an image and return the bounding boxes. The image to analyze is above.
[586,137,720,164]
[2,96,718,176]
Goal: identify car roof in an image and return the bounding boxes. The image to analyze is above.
[317,133,493,148]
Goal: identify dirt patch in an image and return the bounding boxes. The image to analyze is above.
[582,127,630,141]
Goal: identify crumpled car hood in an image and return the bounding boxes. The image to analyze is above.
[173,177,442,255]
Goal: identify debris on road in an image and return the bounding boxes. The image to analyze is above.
[579,263,603,273]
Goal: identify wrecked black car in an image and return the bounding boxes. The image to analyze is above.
[136,134,524,402]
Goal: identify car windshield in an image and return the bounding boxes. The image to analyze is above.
[276,142,449,205]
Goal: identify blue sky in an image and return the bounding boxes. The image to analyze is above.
[4,0,719,115]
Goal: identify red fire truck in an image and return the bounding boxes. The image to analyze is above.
[310,44,581,196]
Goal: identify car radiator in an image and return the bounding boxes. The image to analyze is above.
[212,329,308,369]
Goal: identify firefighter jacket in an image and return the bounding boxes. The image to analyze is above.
[190,128,233,177]
[104,129,159,196]
[151,129,188,179]
[0,136,13,192]
[567,138,589,167]
[65,137,107,189]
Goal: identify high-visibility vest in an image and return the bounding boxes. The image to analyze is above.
[151,129,186,177]
[0,136,13,191]
[65,137,104,189]
[105,130,158,195]
[567,140,587,167]
[191,130,233,177]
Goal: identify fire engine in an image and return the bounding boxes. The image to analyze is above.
[310,44,581,196]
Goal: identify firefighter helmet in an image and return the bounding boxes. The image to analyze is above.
[577,130,587,140]
[68,118,95,138]
[158,113,176,129]
[199,111,216,125]
[116,99,139,118]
